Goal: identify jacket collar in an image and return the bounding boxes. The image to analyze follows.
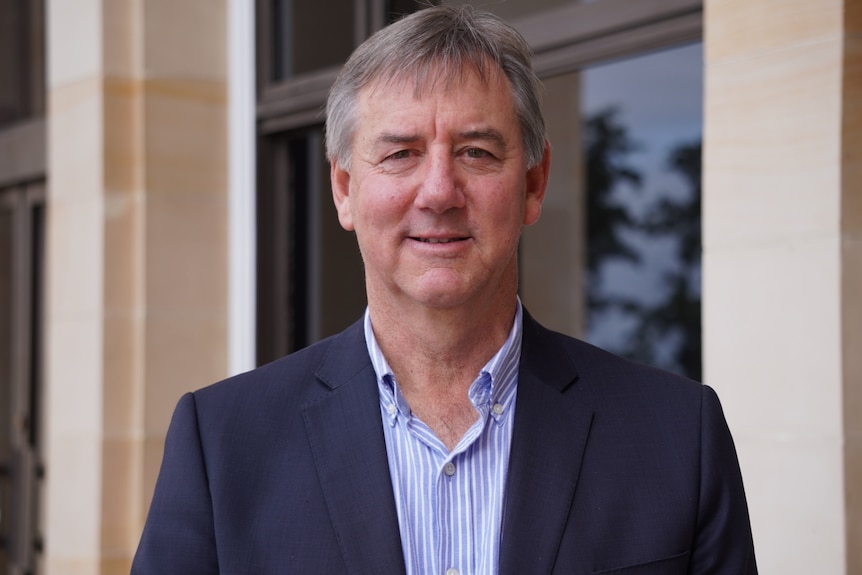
[499,311,594,575]
[303,319,407,573]
[303,312,594,574]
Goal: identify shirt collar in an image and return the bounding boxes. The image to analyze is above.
[364,300,523,426]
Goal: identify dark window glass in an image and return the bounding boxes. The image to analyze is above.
[0,0,44,129]
[271,0,355,81]
[0,185,45,574]
[582,43,703,379]
[441,0,572,21]
[257,129,365,364]
[0,201,14,570]
[385,0,434,24]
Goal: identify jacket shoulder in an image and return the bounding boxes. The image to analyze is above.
[192,318,369,417]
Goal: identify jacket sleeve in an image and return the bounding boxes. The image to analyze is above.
[689,385,758,574]
[131,393,219,574]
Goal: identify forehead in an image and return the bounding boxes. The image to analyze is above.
[356,63,518,130]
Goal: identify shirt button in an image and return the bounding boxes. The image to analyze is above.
[443,462,456,476]
[445,569,459,575]
[492,402,504,415]
[386,404,396,415]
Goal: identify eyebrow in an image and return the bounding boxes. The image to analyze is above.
[373,129,509,149]
[374,132,421,146]
[459,128,507,148]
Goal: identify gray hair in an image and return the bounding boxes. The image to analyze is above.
[325,5,546,169]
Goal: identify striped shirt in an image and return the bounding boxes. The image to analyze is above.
[363,303,522,575]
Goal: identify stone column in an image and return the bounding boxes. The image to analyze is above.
[522,71,585,337]
[703,0,861,572]
[45,1,227,572]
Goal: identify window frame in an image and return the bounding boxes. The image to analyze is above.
[0,180,46,574]
[255,0,702,134]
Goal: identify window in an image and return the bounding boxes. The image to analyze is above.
[269,0,355,82]
[582,43,703,379]
[0,2,46,568]
[255,1,432,362]
[0,182,45,575]
[0,0,44,129]
[256,128,366,364]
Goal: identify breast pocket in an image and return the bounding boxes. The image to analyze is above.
[591,550,689,574]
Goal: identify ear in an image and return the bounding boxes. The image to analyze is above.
[523,140,551,226]
[331,161,355,231]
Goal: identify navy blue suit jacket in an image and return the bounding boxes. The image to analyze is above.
[132,313,756,574]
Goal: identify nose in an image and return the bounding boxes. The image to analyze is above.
[414,152,466,213]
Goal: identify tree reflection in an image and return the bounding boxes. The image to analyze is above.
[584,107,702,380]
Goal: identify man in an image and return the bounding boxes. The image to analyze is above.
[133,6,757,574]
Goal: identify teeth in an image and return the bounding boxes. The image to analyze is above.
[421,238,459,244]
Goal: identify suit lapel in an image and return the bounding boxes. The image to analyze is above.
[499,313,595,575]
[301,322,406,574]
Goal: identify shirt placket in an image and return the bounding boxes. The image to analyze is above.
[438,449,473,575]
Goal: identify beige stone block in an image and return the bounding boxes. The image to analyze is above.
[143,78,227,197]
[48,0,101,88]
[704,38,842,250]
[101,436,142,556]
[101,557,134,575]
[143,0,226,80]
[522,71,584,337]
[103,0,140,77]
[43,433,102,558]
[145,192,228,313]
[737,434,845,575]
[49,77,104,202]
[703,235,843,438]
[843,34,862,236]
[844,235,862,436]
[706,0,842,63]
[104,78,143,196]
[104,172,143,313]
[846,0,862,35]
[143,313,227,434]
[847,435,862,573]
[47,196,105,317]
[41,557,102,575]
[46,317,103,436]
[103,313,142,435]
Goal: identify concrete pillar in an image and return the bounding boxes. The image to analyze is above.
[522,71,585,337]
[703,0,860,571]
[45,1,227,572]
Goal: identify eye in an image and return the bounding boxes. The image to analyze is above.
[464,147,491,159]
[384,149,412,162]
[377,148,419,174]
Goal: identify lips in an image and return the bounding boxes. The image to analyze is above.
[415,237,467,244]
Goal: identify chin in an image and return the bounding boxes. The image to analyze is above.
[406,282,486,311]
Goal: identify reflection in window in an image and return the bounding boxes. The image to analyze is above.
[582,43,703,379]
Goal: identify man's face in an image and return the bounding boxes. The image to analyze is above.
[331,64,548,312]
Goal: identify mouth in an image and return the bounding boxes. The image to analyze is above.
[413,237,468,244]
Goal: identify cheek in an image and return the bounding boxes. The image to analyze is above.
[488,180,526,226]
[352,178,411,232]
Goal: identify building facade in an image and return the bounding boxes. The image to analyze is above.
[0,0,858,573]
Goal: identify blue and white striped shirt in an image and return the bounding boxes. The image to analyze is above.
[364,303,522,575]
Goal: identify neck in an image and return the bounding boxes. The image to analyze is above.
[368,291,518,397]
